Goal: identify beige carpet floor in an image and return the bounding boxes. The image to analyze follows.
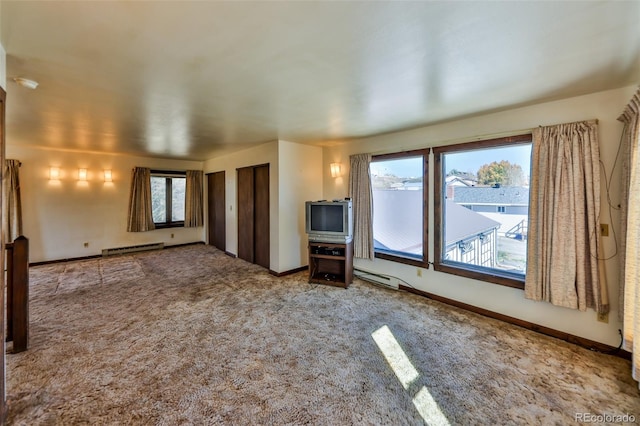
[6,245,640,425]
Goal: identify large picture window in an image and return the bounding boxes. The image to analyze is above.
[151,170,186,228]
[433,135,532,288]
[370,150,428,267]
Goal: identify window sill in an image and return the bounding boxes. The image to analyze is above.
[374,251,428,268]
[154,222,185,230]
[434,261,525,290]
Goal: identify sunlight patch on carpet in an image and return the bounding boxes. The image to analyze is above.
[413,386,451,426]
[371,325,419,389]
[373,325,451,426]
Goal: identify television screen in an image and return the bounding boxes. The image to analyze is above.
[310,204,344,232]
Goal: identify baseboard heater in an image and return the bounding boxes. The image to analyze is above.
[102,242,164,257]
[354,269,399,290]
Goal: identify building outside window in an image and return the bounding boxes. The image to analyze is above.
[434,135,532,288]
[370,150,428,267]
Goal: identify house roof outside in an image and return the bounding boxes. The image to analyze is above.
[372,190,423,256]
[452,186,529,206]
[401,182,422,190]
[445,175,476,187]
[445,200,500,245]
[372,189,500,252]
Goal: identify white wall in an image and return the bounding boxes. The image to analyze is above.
[277,140,322,272]
[6,145,204,262]
[9,137,320,272]
[203,140,323,274]
[322,85,637,346]
[0,43,5,91]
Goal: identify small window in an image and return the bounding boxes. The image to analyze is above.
[370,150,428,267]
[434,135,532,288]
[151,171,186,228]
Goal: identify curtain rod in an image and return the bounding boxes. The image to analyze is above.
[363,128,536,157]
[349,118,601,157]
[539,118,599,128]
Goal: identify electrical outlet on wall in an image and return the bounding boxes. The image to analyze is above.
[597,312,609,323]
[84,242,89,248]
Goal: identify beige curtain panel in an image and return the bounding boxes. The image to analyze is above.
[525,120,608,314]
[618,87,640,388]
[127,167,156,232]
[348,153,374,260]
[185,170,204,228]
[3,159,23,242]
[619,87,640,319]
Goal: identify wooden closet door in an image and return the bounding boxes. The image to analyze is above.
[236,164,270,269]
[253,164,270,269]
[237,167,255,263]
[207,171,225,251]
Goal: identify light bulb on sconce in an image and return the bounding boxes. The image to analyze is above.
[330,162,342,178]
[78,168,88,181]
[49,167,60,180]
[104,170,113,182]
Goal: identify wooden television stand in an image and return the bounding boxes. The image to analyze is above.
[308,241,353,288]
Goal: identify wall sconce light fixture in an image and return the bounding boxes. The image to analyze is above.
[13,77,39,90]
[104,169,113,182]
[49,167,60,180]
[78,168,88,181]
[330,162,342,178]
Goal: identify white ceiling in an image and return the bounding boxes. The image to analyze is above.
[2,1,639,161]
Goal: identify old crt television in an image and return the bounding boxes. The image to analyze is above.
[305,200,353,243]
